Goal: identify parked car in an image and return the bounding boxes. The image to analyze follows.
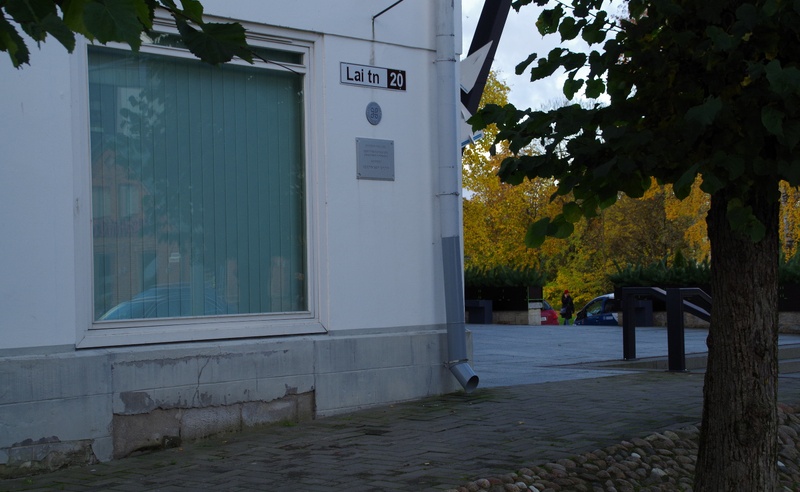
[574,293,620,326]
[540,299,560,325]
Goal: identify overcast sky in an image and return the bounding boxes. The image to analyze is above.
[461,1,625,111]
[461,0,564,111]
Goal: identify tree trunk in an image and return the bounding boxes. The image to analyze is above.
[694,183,780,491]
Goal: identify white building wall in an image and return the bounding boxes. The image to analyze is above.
[1,41,79,350]
[322,35,443,330]
[0,0,471,472]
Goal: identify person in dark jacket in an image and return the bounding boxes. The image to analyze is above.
[561,290,575,325]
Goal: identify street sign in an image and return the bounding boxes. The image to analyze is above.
[340,62,406,91]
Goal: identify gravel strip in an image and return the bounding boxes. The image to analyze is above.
[447,403,800,492]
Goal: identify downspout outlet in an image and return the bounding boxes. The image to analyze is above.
[448,359,479,392]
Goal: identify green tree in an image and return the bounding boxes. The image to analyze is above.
[472,0,800,489]
[0,0,250,67]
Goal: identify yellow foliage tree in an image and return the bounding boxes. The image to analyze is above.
[463,72,563,274]
[464,79,799,308]
[780,182,800,260]
[664,182,710,262]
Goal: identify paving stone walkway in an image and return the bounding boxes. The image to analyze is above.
[9,370,800,491]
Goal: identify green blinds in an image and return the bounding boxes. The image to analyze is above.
[89,46,306,321]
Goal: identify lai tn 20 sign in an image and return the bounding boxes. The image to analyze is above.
[340,62,406,91]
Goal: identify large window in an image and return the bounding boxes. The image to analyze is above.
[88,39,307,322]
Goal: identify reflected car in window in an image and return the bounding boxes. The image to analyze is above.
[98,284,234,320]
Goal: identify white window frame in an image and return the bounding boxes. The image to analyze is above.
[72,15,327,348]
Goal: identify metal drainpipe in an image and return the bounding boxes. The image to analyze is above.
[436,0,479,392]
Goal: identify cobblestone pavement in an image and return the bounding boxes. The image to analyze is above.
[6,371,800,492]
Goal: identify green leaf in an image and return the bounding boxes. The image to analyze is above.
[673,163,700,199]
[727,198,766,242]
[525,213,576,244]
[783,156,800,184]
[562,201,583,222]
[581,11,607,45]
[735,3,759,29]
[619,173,647,198]
[175,18,251,64]
[762,0,779,16]
[587,49,605,77]
[536,5,563,36]
[585,78,605,98]
[62,0,92,37]
[511,0,537,11]
[561,51,587,71]
[629,0,647,19]
[4,0,73,48]
[563,77,584,100]
[41,13,76,51]
[752,156,772,176]
[779,121,800,150]
[706,25,736,51]
[5,0,56,27]
[598,193,617,210]
[573,1,590,18]
[0,14,31,67]
[761,106,784,137]
[593,158,614,179]
[529,48,563,81]
[514,52,538,76]
[83,0,148,49]
[525,217,550,248]
[765,59,800,97]
[134,0,153,29]
[498,156,525,185]
[699,171,725,195]
[724,155,745,180]
[548,216,575,239]
[558,16,580,41]
[684,96,722,127]
[178,0,204,24]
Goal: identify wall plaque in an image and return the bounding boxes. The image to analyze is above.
[356,138,394,181]
[366,102,382,125]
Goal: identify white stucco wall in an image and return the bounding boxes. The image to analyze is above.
[0,0,461,350]
[0,41,79,349]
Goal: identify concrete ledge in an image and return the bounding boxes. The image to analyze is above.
[313,328,466,416]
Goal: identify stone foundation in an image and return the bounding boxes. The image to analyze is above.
[0,438,96,478]
[112,392,314,458]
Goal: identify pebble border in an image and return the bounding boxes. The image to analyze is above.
[447,403,800,492]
